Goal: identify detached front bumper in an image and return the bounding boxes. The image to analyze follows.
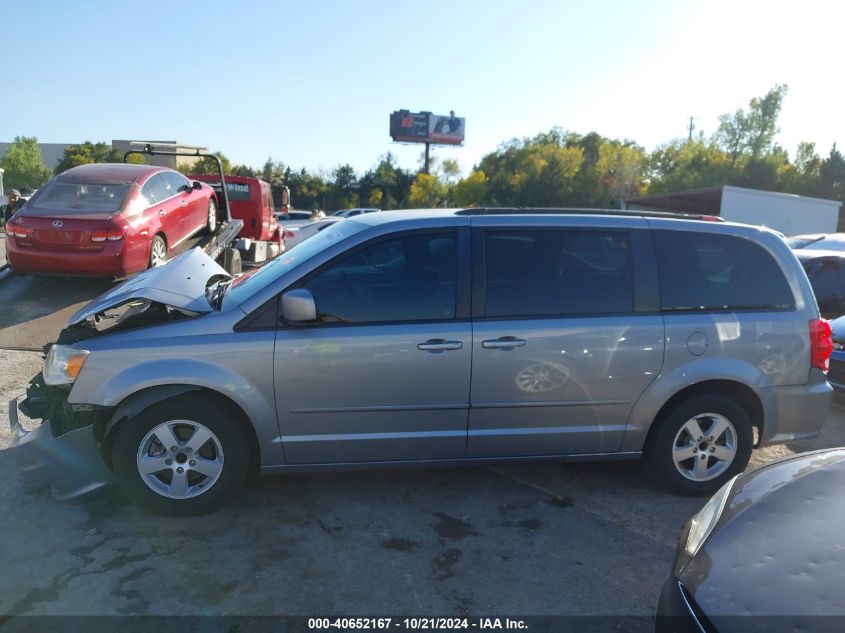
[9,397,115,499]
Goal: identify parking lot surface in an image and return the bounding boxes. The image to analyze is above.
[1,345,843,620]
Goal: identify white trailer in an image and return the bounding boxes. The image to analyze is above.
[623,185,841,236]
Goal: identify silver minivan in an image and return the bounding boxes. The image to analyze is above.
[10,209,833,514]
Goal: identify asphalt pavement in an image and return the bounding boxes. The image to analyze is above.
[1,344,843,620]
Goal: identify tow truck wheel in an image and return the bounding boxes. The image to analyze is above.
[111,394,251,515]
[222,247,242,275]
[206,199,218,234]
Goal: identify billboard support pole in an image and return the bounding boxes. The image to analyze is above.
[424,142,431,175]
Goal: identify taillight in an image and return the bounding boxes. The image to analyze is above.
[91,229,124,242]
[6,220,29,239]
[810,318,833,372]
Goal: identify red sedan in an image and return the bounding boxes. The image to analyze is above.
[5,163,218,277]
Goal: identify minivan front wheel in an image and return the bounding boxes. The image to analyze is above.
[111,394,250,515]
[646,394,753,495]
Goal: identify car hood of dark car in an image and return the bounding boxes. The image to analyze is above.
[65,247,230,326]
[679,448,845,619]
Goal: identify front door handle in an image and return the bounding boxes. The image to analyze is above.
[481,336,526,349]
[159,209,166,216]
[418,339,463,351]
[181,200,188,207]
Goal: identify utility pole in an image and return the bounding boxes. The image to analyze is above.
[687,116,695,142]
[424,142,431,175]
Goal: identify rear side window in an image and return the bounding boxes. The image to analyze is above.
[142,174,171,205]
[653,230,795,311]
[483,230,633,318]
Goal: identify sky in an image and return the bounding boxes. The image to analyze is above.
[3,0,844,179]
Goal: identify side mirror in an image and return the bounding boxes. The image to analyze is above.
[281,288,317,323]
[192,181,203,191]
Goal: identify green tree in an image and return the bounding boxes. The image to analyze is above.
[1,136,51,189]
[647,137,733,192]
[183,152,232,175]
[452,169,488,207]
[408,173,448,207]
[716,84,788,165]
[54,141,121,174]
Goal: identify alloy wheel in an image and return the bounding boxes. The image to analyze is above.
[672,413,737,482]
[136,420,225,499]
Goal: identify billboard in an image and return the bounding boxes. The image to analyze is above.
[390,110,465,146]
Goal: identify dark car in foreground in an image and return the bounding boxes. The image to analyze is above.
[6,163,218,277]
[794,250,845,319]
[657,448,845,632]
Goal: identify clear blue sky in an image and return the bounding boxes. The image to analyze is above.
[3,0,843,178]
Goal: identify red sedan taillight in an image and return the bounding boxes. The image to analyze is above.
[91,228,125,242]
[810,318,833,372]
[5,220,29,239]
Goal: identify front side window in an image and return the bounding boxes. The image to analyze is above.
[653,230,795,311]
[162,171,190,194]
[483,229,633,318]
[302,232,458,323]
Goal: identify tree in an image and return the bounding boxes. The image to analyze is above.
[595,141,646,204]
[0,136,51,189]
[716,84,788,165]
[54,141,121,174]
[452,169,488,207]
[183,152,232,175]
[408,173,448,207]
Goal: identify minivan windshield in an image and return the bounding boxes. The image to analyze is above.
[223,218,367,307]
[27,181,130,214]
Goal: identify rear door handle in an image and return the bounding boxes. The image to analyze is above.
[181,200,188,207]
[418,339,463,351]
[481,336,526,349]
[159,209,166,216]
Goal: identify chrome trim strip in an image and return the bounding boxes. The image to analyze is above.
[290,403,470,414]
[468,425,627,437]
[472,399,629,408]
[281,430,467,443]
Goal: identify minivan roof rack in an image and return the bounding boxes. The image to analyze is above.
[455,207,725,222]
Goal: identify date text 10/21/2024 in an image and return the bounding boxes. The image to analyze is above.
[307,618,529,630]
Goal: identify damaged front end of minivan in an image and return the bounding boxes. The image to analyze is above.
[9,248,231,498]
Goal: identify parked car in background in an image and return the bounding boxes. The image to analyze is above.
[657,448,845,632]
[282,216,343,249]
[275,210,312,230]
[794,250,845,319]
[9,208,832,514]
[787,233,827,249]
[334,207,380,218]
[827,315,845,393]
[792,233,845,252]
[5,163,218,276]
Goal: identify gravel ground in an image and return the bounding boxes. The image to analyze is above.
[0,349,43,448]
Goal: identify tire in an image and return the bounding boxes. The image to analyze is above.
[645,394,753,496]
[111,393,251,515]
[205,198,218,234]
[221,247,242,275]
[149,235,167,268]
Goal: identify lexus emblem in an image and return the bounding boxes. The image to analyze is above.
[52,220,63,229]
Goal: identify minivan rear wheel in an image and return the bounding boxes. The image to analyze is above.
[111,394,250,515]
[645,394,753,496]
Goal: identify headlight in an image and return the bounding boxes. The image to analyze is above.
[43,345,89,385]
[685,476,737,556]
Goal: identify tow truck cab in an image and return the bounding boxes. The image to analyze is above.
[190,174,282,265]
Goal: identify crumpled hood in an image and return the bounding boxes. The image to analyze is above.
[65,248,230,327]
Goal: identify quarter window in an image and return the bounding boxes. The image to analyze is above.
[302,232,458,323]
[653,230,795,311]
[162,171,190,195]
[483,230,634,317]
